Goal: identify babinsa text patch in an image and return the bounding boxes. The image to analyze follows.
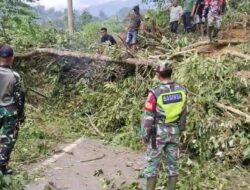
[162,93,182,104]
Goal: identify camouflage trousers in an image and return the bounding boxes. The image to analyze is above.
[0,107,19,166]
[144,124,180,178]
[207,15,221,29]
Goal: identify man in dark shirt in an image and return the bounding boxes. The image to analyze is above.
[100,27,116,45]
[193,0,206,36]
[126,5,141,50]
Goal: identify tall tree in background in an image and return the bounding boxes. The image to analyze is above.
[79,11,93,26]
[67,0,74,33]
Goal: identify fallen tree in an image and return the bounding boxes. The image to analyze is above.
[223,50,250,60]
[215,103,250,122]
[181,39,248,51]
[16,48,157,67]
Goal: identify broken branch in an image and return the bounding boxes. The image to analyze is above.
[223,50,250,60]
[86,114,105,138]
[27,87,48,98]
[182,39,248,51]
[215,103,250,122]
[169,49,197,59]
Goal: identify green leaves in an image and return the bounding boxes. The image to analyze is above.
[243,146,250,163]
[174,54,250,162]
[0,172,28,190]
[0,0,35,43]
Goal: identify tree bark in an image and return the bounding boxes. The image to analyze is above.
[16,48,156,66]
[223,50,250,60]
[169,49,197,59]
[181,39,248,51]
[215,103,250,122]
[67,0,74,34]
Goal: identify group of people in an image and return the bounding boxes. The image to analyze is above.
[99,5,141,52]
[100,0,227,50]
[0,44,187,190]
[0,2,189,190]
[0,2,224,190]
[169,0,226,42]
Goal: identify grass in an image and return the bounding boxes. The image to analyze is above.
[0,103,85,189]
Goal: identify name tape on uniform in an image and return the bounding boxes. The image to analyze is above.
[162,93,183,104]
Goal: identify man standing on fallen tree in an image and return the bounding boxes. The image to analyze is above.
[0,45,25,175]
[125,5,141,51]
[202,0,224,43]
[141,63,187,190]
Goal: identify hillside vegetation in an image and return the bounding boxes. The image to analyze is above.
[0,0,249,189]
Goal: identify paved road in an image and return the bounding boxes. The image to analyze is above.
[25,138,145,190]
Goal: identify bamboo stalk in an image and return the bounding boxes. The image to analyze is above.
[215,103,250,122]
[223,50,250,60]
[169,49,197,59]
[86,114,105,138]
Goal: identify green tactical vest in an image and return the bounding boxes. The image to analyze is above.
[151,82,187,124]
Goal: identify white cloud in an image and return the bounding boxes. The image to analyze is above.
[33,0,123,10]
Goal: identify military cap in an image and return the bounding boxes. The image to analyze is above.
[0,45,14,58]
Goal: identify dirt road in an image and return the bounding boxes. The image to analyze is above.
[25,138,145,190]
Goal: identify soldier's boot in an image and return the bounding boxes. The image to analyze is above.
[0,165,13,175]
[208,26,214,43]
[146,177,157,190]
[167,176,178,190]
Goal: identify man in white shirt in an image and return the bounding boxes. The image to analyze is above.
[169,0,183,33]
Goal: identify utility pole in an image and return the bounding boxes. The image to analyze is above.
[67,0,74,34]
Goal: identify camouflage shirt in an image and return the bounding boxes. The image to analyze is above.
[141,82,187,137]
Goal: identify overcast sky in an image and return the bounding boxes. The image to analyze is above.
[34,0,129,10]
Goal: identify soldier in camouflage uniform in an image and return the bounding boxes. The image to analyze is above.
[0,45,25,175]
[141,63,187,190]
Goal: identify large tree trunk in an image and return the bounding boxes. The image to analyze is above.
[16,48,157,66]
[67,0,74,34]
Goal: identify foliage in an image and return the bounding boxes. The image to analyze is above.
[174,55,250,162]
[66,16,123,51]
[45,53,249,189]
[78,10,94,28]
[0,172,28,190]
[35,6,67,28]
[2,0,250,189]
[228,0,250,13]
[145,9,169,28]
[0,0,36,43]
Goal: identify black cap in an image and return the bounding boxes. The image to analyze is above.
[0,45,14,58]
[154,61,172,73]
[133,5,140,11]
